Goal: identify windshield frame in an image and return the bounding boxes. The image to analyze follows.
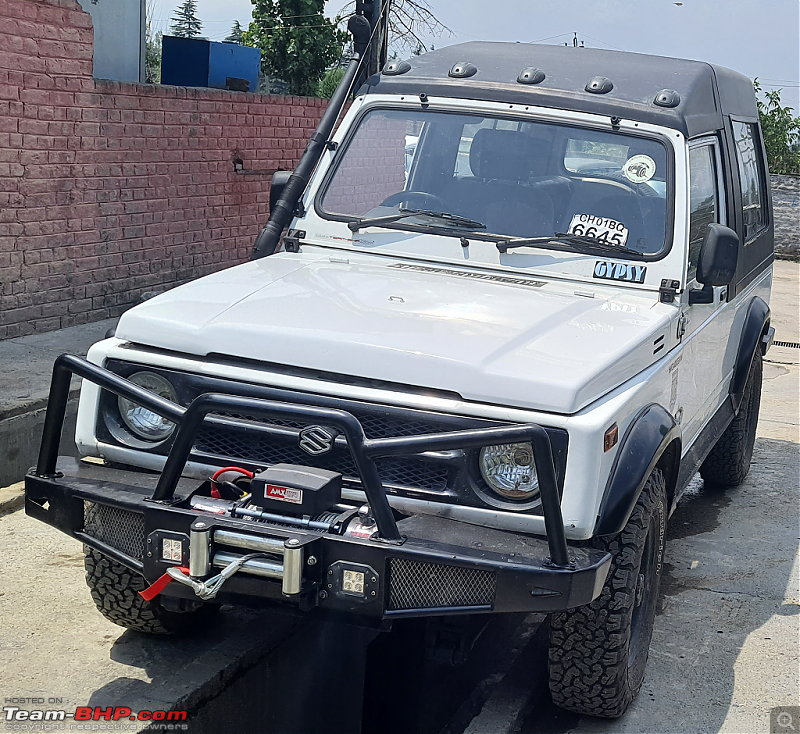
[313,103,676,262]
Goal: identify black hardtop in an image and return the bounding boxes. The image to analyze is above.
[365,42,758,138]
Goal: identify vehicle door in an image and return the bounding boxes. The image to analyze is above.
[675,137,732,444]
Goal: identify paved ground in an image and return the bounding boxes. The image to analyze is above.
[0,318,115,486]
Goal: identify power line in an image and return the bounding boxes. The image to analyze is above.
[529,32,573,44]
[578,32,624,51]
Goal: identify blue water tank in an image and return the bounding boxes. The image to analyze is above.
[161,36,261,93]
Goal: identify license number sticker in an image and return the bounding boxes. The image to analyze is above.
[568,214,629,247]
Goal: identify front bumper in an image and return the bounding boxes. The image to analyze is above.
[25,354,611,619]
[27,459,610,617]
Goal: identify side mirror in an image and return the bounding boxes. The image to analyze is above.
[689,224,739,304]
[269,171,292,214]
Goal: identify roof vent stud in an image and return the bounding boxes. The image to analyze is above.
[654,89,681,108]
[383,60,412,76]
[517,67,546,85]
[449,62,477,79]
[585,76,613,94]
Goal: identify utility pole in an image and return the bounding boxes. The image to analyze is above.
[566,32,585,48]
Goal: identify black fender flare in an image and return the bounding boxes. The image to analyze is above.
[730,296,770,413]
[594,403,681,536]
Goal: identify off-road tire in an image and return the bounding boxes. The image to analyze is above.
[700,350,763,487]
[548,469,667,718]
[84,547,217,635]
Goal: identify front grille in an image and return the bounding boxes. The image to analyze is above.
[194,413,450,492]
[386,558,496,611]
[83,502,145,561]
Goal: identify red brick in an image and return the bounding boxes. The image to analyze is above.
[0,0,328,339]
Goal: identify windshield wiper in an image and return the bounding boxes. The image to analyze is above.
[348,209,486,232]
[496,232,642,257]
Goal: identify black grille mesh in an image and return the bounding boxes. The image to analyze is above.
[194,414,449,492]
[387,558,496,611]
[83,502,145,561]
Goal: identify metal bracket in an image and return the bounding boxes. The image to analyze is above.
[284,229,306,253]
[659,279,680,304]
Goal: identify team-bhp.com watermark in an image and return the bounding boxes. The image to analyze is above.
[3,702,188,731]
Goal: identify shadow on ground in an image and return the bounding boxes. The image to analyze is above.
[520,437,800,734]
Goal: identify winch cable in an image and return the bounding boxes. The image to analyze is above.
[139,553,274,602]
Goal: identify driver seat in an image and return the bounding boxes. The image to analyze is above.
[468,129,555,237]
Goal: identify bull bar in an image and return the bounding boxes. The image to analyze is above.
[25,354,611,618]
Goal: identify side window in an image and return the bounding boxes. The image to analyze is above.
[732,121,768,242]
[688,144,719,281]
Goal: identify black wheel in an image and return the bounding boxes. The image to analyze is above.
[548,469,667,718]
[84,547,218,635]
[700,350,763,487]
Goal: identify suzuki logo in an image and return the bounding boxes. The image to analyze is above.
[298,426,338,456]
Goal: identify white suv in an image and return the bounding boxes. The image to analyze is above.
[26,41,774,718]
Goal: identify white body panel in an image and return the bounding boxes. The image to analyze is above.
[114,252,677,415]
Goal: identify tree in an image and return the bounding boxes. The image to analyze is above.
[243,0,346,97]
[337,0,451,55]
[145,1,163,83]
[225,20,244,44]
[754,81,800,175]
[317,66,345,98]
[145,27,163,82]
[170,0,202,38]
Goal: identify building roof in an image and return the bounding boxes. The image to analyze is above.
[363,42,758,138]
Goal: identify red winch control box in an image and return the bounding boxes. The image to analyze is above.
[250,464,342,516]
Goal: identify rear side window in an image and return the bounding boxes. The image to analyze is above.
[688,145,719,281]
[732,121,768,242]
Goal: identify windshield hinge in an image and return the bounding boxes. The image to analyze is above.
[677,311,688,341]
[283,229,306,253]
[659,279,680,304]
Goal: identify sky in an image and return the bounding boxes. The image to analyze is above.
[149,0,800,112]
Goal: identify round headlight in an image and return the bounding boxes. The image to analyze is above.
[118,371,178,442]
[479,443,539,500]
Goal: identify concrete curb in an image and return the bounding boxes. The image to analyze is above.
[0,396,79,488]
[0,482,24,516]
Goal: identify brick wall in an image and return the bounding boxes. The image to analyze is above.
[322,111,407,216]
[0,0,327,339]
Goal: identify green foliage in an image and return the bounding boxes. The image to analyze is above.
[317,66,345,99]
[170,0,202,39]
[242,0,346,97]
[145,22,162,83]
[754,80,800,175]
[226,20,244,44]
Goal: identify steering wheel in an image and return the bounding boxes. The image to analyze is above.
[380,191,450,211]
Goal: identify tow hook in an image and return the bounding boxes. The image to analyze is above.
[141,553,272,602]
[168,553,271,600]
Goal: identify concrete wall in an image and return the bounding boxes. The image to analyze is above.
[772,174,800,260]
[77,0,145,83]
[0,0,328,340]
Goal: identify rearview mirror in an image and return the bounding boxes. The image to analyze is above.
[689,224,739,304]
[697,224,739,286]
[269,171,292,214]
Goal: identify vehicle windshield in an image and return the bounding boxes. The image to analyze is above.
[318,108,671,257]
